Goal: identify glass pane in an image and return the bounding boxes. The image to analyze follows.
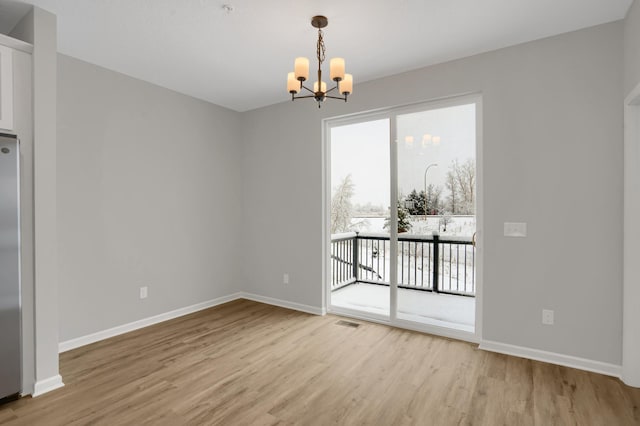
[395,103,476,332]
[330,118,390,318]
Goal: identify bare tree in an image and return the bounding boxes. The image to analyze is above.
[439,214,452,232]
[425,184,443,215]
[331,175,355,233]
[445,159,475,215]
[453,159,475,215]
[445,170,458,214]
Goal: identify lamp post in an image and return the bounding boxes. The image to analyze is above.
[423,163,438,219]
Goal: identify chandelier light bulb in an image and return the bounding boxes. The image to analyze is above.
[294,57,309,81]
[340,74,353,95]
[330,58,345,81]
[287,72,299,94]
[314,81,327,93]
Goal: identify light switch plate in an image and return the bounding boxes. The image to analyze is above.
[504,222,527,237]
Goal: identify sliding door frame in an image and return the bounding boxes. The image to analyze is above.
[322,93,483,343]
[322,109,393,324]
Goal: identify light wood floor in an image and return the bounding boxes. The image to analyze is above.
[1,299,639,425]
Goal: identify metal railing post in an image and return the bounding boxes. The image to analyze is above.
[432,234,439,293]
[352,233,359,282]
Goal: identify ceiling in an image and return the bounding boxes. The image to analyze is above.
[0,0,633,112]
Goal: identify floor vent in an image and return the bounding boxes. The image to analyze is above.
[336,320,361,328]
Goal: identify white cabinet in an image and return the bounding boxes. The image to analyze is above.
[0,44,14,131]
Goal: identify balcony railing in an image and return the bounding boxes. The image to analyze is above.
[331,232,475,297]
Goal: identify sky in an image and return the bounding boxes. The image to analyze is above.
[331,103,476,207]
[331,118,390,207]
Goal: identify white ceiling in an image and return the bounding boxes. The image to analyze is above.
[0,0,633,111]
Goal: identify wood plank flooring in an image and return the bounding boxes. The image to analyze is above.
[1,299,639,425]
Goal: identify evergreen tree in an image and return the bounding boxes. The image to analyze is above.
[405,189,426,215]
[384,200,413,233]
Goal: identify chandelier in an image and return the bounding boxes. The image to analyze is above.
[286,15,353,108]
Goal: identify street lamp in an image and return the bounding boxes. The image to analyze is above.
[424,163,438,219]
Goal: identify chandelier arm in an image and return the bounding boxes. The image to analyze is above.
[325,85,339,94]
[300,84,315,94]
[325,95,348,101]
[292,94,317,100]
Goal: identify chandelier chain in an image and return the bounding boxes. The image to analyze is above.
[316,29,326,65]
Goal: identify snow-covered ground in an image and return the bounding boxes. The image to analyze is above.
[352,215,476,237]
[331,283,475,333]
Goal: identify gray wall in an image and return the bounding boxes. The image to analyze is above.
[32,7,60,392]
[625,0,640,95]
[57,55,242,341]
[241,22,624,364]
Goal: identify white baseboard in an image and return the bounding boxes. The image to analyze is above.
[33,375,64,397]
[58,293,243,353]
[20,384,34,397]
[58,292,325,354]
[239,292,326,316]
[479,339,621,378]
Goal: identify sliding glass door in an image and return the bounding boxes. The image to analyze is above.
[395,103,477,333]
[329,117,391,320]
[327,95,480,339]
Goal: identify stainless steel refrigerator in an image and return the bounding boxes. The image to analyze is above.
[0,133,21,400]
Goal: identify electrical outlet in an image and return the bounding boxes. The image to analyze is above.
[283,273,290,284]
[140,286,148,299]
[504,222,527,237]
[542,309,554,325]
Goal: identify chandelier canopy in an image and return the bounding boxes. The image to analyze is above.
[286,15,353,108]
